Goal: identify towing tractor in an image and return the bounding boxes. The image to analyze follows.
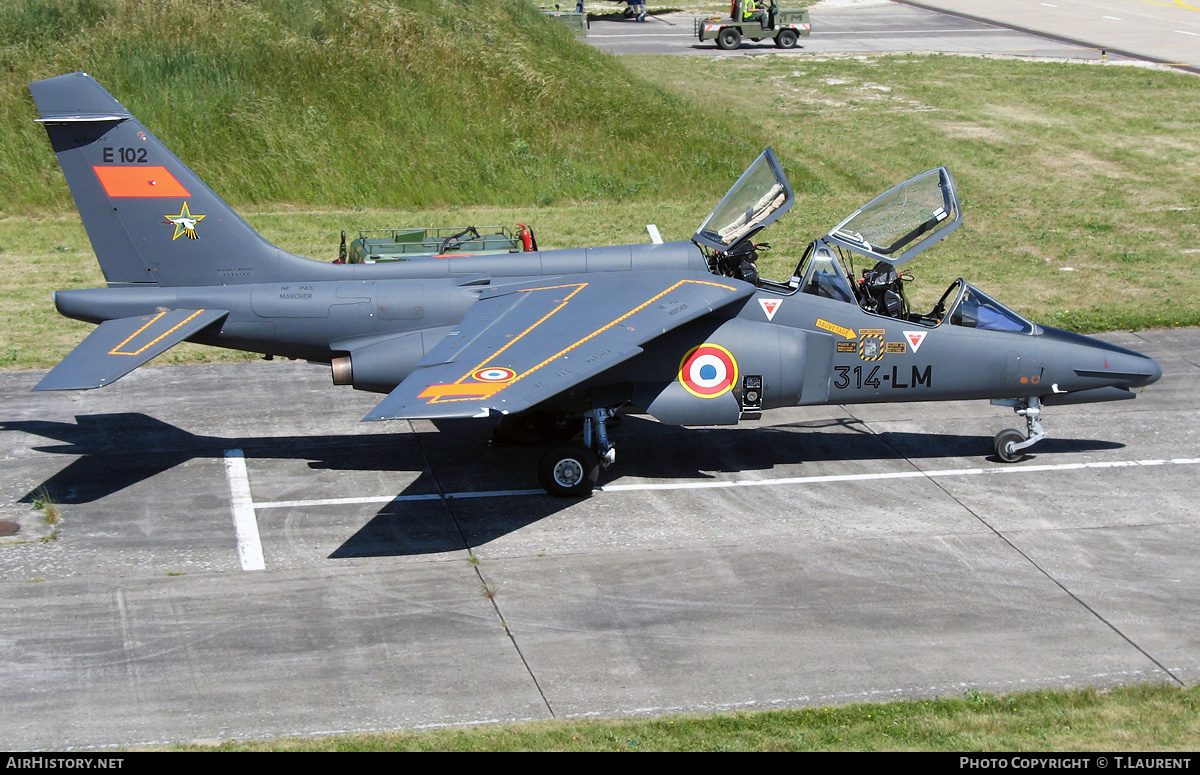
[695,0,812,50]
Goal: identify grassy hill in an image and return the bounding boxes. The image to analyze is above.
[0,0,772,213]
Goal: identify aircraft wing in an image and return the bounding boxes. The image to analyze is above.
[364,270,752,421]
[34,308,228,391]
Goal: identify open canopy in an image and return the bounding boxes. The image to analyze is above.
[693,147,795,253]
[825,167,962,266]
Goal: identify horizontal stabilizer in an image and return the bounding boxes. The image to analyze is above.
[35,309,227,391]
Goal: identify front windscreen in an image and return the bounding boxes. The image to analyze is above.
[951,285,1034,334]
[694,148,793,252]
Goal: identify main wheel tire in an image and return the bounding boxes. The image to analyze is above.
[994,428,1026,463]
[716,27,742,50]
[775,29,798,48]
[538,442,600,497]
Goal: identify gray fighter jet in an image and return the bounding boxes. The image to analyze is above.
[30,73,1162,496]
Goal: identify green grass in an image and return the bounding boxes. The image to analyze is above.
[158,684,1199,751]
[3,7,1198,354]
[638,53,1200,329]
[0,0,765,212]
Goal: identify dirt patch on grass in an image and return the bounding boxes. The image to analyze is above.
[986,104,1065,128]
[938,121,1004,141]
[1034,149,1127,181]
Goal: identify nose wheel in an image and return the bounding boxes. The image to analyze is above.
[993,428,1027,463]
[991,396,1045,463]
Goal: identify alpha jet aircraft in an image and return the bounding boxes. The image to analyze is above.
[30,73,1161,496]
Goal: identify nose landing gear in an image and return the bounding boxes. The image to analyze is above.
[990,396,1046,462]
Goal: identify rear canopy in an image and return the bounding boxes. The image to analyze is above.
[825,167,961,266]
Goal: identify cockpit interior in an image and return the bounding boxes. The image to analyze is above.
[694,149,1035,335]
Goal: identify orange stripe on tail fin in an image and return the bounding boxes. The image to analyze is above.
[93,165,191,198]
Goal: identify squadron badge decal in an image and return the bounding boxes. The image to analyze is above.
[164,201,205,240]
[858,330,885,361]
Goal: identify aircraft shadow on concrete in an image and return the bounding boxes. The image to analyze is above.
[329,490,572,559]
[3,412,1123,557]
[1,413,415,506]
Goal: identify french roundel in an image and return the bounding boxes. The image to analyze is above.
[472,367,516,383]
[679,343,738,399]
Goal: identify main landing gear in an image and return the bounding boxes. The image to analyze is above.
[990,396,1046,463]
[537,407,617,497]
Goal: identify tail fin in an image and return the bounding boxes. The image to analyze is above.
[30,72,286,287]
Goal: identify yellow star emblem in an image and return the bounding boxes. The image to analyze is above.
[164,201,205,240]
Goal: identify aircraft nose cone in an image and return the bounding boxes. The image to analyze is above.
[1039,327,1162,390]
[1083,348,1162,388]
[1094,347,1162,388]
[1138,353,1163,387]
